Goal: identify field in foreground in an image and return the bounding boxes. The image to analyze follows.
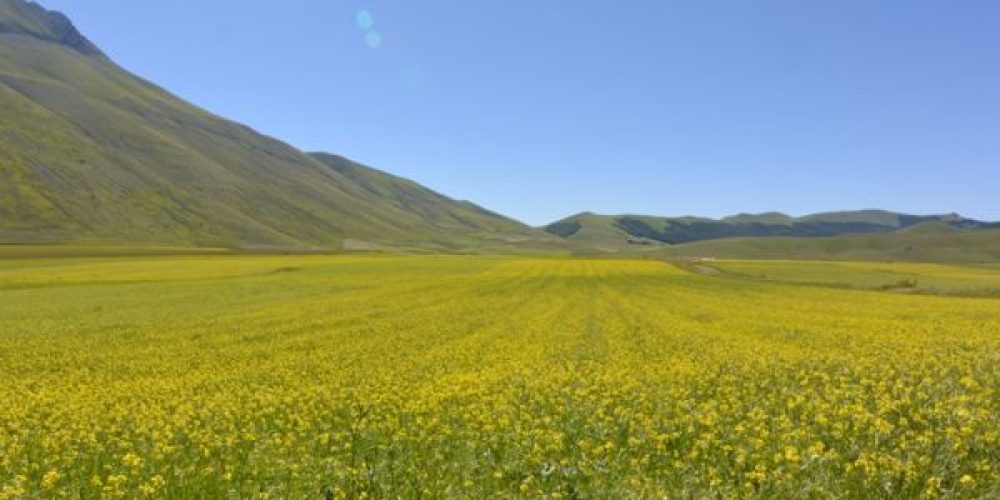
[1,255,999,498]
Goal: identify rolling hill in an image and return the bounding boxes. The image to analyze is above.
[544,210,990,248]
[0,0,558,251]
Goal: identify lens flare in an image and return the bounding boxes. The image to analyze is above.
[356,10,374,30]
[366,31,383,49]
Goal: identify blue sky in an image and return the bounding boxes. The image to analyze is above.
[42,1,1000,224]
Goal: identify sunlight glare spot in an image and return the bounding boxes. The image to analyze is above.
[356,10,374,30]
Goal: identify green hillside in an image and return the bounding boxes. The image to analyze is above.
[720,212,796,225]
[0,0,558,251]
[545,210,990,248]
[306,153,565,251]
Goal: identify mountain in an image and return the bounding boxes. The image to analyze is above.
[307,153,555,249]
[544,210,990,247]
[0,0,558,251]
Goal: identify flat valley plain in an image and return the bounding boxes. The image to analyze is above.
[1,253,999,498]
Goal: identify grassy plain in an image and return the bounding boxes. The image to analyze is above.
[658,227,1000,263]
[1,254,999,498]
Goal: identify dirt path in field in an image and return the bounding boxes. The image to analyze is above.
[690,263,722,275]
[667,260,725,276]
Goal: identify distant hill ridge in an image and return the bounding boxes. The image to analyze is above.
[544,210,991,246]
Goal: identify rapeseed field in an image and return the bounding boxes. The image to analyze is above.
[708,260,1000,297]
[1,255,998,498]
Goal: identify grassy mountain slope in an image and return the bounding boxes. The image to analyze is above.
[0,0,557,251]
[307,153,562,250]
[721,212,796,225]
[545,210,990,247]
[543,212,661,249]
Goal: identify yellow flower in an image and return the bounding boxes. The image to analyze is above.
[121,452,142,468]
[40,470,60,489]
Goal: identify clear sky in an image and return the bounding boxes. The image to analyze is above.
[41,1,1000,225]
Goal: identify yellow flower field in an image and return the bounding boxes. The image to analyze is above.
[706,260,1000,296]
[1,255,998,498]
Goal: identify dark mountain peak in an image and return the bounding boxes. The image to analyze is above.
[0,0,105,57]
